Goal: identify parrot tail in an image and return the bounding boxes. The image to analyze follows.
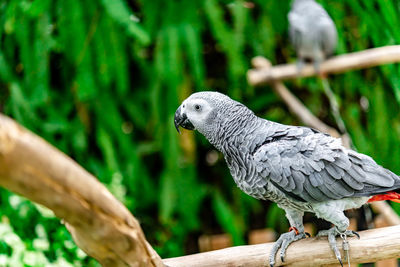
[367,191,400,203]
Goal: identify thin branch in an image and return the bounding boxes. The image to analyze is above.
[163,225,400,267]
[247,45,400,85]
[271,80,340,138]
[271,80,353,148]
[0,114,164,267]
[320,77,350,137]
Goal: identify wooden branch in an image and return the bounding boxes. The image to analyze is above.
[164,225,400,267]
[0,114,164,267]
[272,80,340,137]
[247,45,400,85]
[272,80,355,148]
[371,201,400,226]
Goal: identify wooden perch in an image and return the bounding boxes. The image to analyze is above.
[0,114,164,267]
[247,45,400,85]
[164,225,400,267]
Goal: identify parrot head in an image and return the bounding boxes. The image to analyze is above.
[291,0,315,9]
[174,91,254,139]
[174,91,222,135]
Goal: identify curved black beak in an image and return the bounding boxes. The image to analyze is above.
[174,105,195,134]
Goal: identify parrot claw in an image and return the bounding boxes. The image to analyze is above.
[316,227,359,266]
[269,230,307,267]
[351,230,360,239]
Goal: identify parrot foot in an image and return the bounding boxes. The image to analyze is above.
[269,228,307,267]
[316,227,360,267]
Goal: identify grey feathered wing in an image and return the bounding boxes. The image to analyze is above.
[288,11,303,52]
[288,1,337,58]
[318,17,337,57]
[252,125,400,203]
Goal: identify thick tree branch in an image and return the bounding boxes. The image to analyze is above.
[164,225,400,267]
[247,45,400,85]
[0,114,164,267]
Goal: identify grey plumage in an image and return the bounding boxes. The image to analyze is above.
[175,91,400,203]
[288,0,337,70]
[174,91,400,266]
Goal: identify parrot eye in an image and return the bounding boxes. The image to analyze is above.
[194,104,201,111]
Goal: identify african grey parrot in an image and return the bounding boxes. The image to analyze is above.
[174,91,400,266]
[288,0,337,72]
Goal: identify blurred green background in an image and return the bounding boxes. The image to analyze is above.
[0,0,400,265]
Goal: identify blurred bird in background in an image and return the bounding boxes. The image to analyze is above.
[288,0,338,73]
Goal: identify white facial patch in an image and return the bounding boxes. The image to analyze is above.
[184,98,212,130]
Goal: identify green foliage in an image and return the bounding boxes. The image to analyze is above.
[0,0,400,264]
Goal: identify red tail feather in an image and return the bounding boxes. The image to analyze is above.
[367,191,400,203]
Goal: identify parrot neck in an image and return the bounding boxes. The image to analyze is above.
[210,113,264,183]
[208,108,257,152]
